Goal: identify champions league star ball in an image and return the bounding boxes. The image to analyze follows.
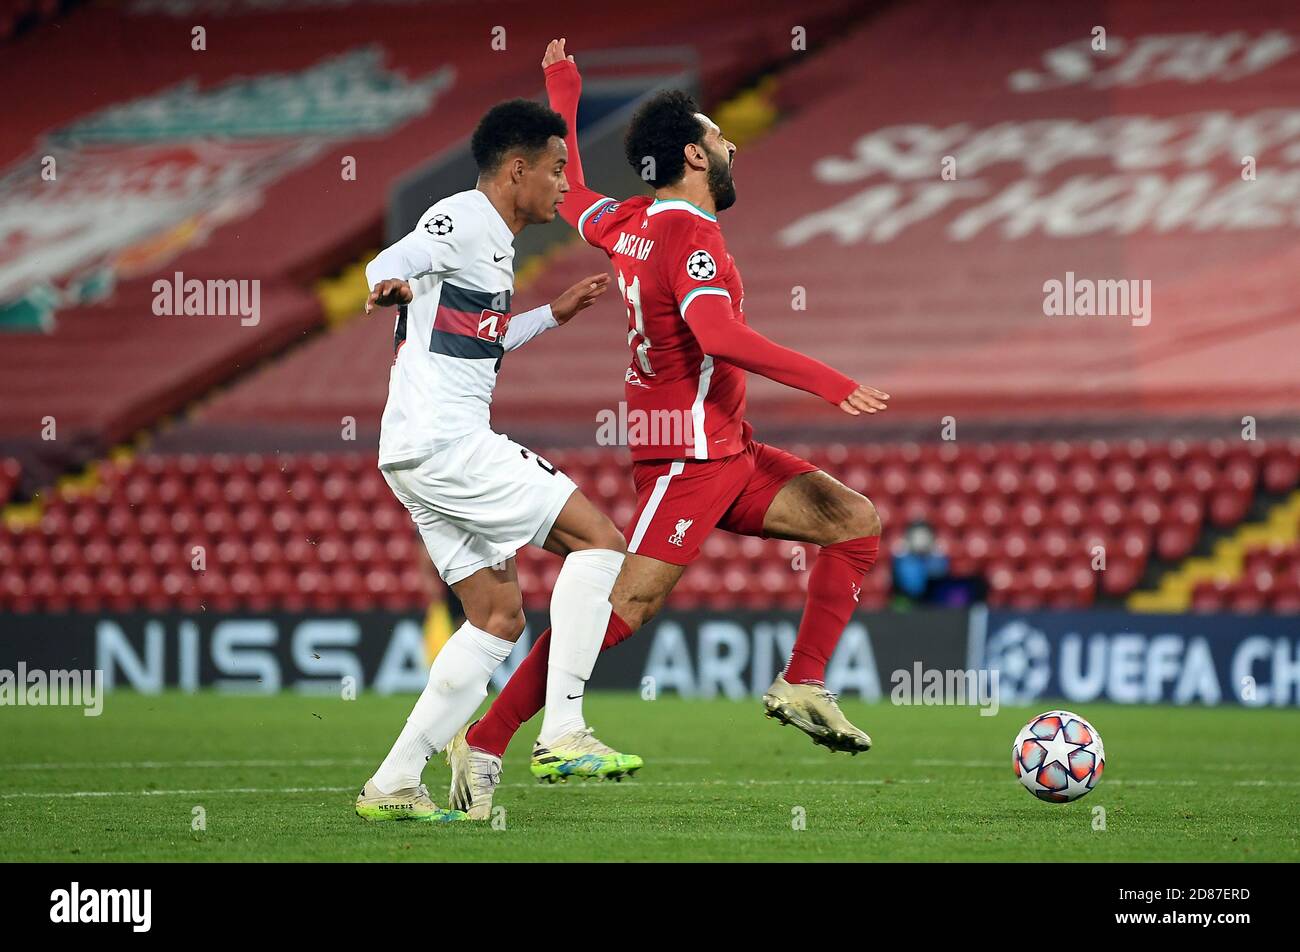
[1012,710,1105,803]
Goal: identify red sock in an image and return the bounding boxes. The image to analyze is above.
[602,610,633,649]
[784,536,880,685]
[466,611,633,757]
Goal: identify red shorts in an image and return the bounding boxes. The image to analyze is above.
[624,440,818,564]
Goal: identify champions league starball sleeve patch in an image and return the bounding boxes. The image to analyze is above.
[424,213,454,236]
[686,249,716,280]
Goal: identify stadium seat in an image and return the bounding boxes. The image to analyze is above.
[2,439,1297,612]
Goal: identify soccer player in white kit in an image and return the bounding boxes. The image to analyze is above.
[355,99,630,822]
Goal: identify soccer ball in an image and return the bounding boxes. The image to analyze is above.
[1012,709,1105,803]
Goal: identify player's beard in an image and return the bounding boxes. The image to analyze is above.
[707,149,737,212]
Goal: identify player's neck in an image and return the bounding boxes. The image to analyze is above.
[476,181,527,235]
[654,183,716,217]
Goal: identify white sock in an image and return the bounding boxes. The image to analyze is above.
[371,621,514,793]
[539,548,624,744]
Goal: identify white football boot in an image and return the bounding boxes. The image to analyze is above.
[446,724,502,821]
[763,675,872,754]
[355,780,466,822]
[529,727,643,783]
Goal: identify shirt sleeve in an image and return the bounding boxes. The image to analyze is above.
[672,224,857,406]
[544,60,619,248]
[501,304,558,352]
[364,203,481,289]
[668,221,734,321]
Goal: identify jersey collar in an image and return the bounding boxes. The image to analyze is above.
[646,198,717,222]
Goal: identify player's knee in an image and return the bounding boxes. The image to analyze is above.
[592,517,626,554]
[597,523,628,555]
[825,494,881,545]
[484,609,526,641]
[852,496,882,539]
[580,515,626,555]
[475,601,526,641]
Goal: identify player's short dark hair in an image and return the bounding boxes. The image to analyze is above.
[624,89,705,188]
[471,99,567,174]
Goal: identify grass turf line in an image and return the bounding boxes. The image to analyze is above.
[1,692,1297,862]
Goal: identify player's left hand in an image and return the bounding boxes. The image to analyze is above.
[839,384,890,416]
[542,38,576,69]
[551,273,611,325]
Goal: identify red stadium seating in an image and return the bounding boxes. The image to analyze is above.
[0,0,867,484]
[4,2,1300,622]
[1191,529,1300,613]
[2,438,1295,614]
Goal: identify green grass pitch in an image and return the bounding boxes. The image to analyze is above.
[2,691,1298,862]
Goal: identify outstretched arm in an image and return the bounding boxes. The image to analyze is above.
[684,292,889,416]
[502,273,611,352]
[671,221,887,416]
[542,39,618,238]
[500,305,556,352]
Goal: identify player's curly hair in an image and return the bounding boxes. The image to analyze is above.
[624,89,705,188]
[471,99,568,174]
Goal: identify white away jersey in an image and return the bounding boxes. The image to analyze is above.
[372,189,516,468]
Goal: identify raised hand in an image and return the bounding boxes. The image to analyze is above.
[542,37,576,69]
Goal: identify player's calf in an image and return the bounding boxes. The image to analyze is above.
[758,470,881,749]
[608,553,687,633]
[538,491,627,743]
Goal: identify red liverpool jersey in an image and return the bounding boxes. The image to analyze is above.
[544,58,857,464]
[577,194,749,462]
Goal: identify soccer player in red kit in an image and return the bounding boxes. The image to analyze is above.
[445,39,890,819]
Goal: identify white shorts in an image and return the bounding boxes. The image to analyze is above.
[382,430,577,585]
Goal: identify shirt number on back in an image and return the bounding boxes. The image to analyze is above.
[617,269,654,376]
